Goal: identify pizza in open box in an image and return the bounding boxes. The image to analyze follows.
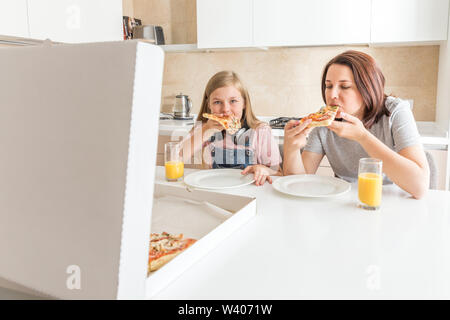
[148,232,197,273]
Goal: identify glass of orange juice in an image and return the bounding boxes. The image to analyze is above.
[164,142,184,182]
[358,158,383,210]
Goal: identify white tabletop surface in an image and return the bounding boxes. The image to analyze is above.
[152,167,450,300]
[2,167,448,300]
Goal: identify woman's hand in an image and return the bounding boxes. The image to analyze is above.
[283,118,313,151]
[241,164,275,186]
[328,111,368,142]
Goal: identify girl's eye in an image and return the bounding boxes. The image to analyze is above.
[231,99,238,103]
[213,101,221,104]
[325,86,332,89]
[341,86,351,89]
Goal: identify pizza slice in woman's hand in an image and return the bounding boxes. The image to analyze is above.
[203,113,242,134]
[299,105,339,128]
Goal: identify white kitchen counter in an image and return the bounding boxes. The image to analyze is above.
[159,118,449,148]
[152,167,450,299]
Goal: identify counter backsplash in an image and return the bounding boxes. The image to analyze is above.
[160,45,439,122]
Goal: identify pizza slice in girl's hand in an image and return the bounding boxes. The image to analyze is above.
[148,232,197,274]
[299,105,339,128]
[203,113,242,134]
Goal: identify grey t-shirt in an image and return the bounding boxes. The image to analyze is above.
[304,96,421,184]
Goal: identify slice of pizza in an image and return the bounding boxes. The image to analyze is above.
[299,105,339,128]
[203,113,242,134]
[148,232,197,274]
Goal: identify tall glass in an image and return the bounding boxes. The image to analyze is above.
[164,142,184,182]
[358,158,383,210]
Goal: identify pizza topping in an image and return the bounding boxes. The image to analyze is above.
[300,105,339,128]
[203,113,241,134]
[148,232,197,273]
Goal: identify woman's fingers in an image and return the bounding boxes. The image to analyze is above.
[285,119,311,136]
[294,119,311,132]
[328,120,343,131]
[284,120,300,131]
[340,111,359,124]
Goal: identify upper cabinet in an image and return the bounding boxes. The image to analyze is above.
[197,0,253,48]
[197,0,450,49]
[254,0,371,47]
[28,0,123,43]
[0,0,30,38]
[371,0,450,43]
[0,0,123,43]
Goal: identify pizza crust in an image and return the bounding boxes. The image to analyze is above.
[148,251,181,273]
[300,106,339,128]
[305,117,335,128]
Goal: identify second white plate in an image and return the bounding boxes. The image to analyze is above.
[273,174,351,197]
[184,169,255,190]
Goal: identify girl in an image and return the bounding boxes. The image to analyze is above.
[181,71,282,186]
[283,50,430,199]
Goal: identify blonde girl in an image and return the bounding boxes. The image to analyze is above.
[181,71,282,186]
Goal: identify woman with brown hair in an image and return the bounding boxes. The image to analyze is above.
[283,50,430,199]
[181,70,282,186]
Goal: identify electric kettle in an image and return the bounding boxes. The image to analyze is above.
[173,93,193,119]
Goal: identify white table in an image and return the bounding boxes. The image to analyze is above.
[1,167,448,300]
[153,167,450,299]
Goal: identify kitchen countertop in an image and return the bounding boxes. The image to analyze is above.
[159,116,449,148]
[152,167,450,299]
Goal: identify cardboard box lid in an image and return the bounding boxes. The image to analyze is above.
[0,41,164,299]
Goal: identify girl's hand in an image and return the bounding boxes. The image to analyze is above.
[283,118,313,151]
[241,164,273,186]
[202,119,224,140]
[327,111,368,142]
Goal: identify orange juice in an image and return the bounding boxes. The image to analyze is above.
[358,172,382,207]
[165,161,184,181]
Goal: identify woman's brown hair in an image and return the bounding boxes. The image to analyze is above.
[321,50,390,129]
[197,70,262,129]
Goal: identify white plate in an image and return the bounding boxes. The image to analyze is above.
[273,174,351,197]
[184,169,255,189]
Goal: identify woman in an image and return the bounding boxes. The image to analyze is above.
[283,50,429,199]
[181,70,282,186]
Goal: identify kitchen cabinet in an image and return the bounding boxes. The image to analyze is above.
[254,0,371,47]
[0,0,29,38]
[371,0,449,43]
[196,0,449,49]
[197,0,253,49]
[27,0,123,43]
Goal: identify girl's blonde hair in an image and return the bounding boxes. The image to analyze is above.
[196,71,262,129]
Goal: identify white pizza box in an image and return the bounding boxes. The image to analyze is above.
[0,40,164,299]
[147,183,256,297]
